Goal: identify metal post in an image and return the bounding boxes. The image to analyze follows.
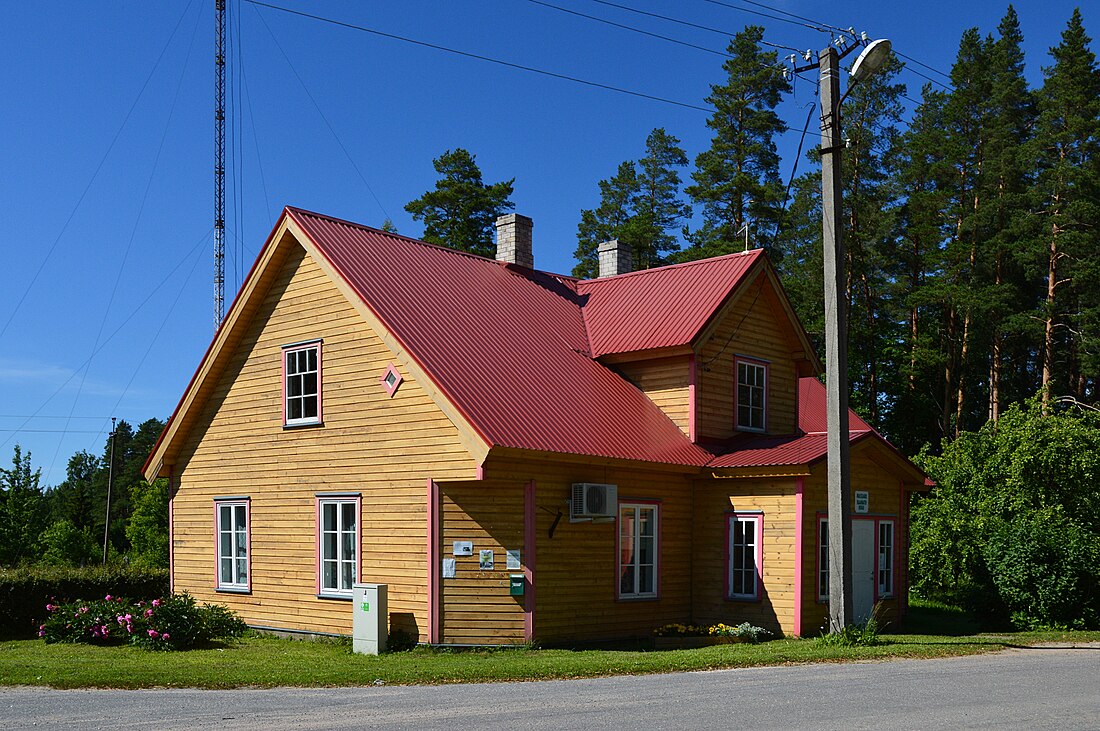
[102,417,117,566]
[214,0,226,329]
[820,46,853,631]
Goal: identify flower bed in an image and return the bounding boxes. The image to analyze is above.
[652,621,774,649]
[40,593,246,651]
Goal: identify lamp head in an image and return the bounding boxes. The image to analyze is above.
[850,38,892,83]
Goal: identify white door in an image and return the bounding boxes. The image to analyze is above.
[851,520,876,623]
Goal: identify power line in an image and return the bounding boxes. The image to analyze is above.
[0,0,198,342]
[528,0,730,58]
[244,0,713,114]
[698,0,835,33]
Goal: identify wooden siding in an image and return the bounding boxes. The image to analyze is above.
[695,276,800,440]
[170,242,477,641]
[479,455,696,644]
[612,356,692,437]
[438,480,526,644]
[799,441,910,633]
[691,479,798,636]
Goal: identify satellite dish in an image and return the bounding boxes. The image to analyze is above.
[850,38,892,83]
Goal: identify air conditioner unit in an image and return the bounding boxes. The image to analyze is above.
[571,483,618,519]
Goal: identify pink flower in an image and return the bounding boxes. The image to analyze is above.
[147,629,160,639]
[161,633,170,641]
[45,603,56,612]
[37,629,45,638]
[78,606,88,614]
[104,595,112,601]
[117,616,126,625]
[144,609,154,618]
[151,599,161,607]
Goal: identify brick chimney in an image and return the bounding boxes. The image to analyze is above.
[598,239,632,277]
[495,214,534,268]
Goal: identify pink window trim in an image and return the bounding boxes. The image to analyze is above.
[734,356,768,433]
[314,494,363,598]
[282,340,323,426]
[814,511,898,603]
[379,362,403,398]
[213,497,251,593]
[793,477,804,636]
[168,470,175,595]
[427,479,441,643]
[523,480,537,642]
[615,499,661,601]
[688,354,697,442]
[725,511,764,602]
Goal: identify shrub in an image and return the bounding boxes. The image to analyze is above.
[39,519,100,567]
[41,593,246,650]
[0,565,168,639]
[817,605,883,647]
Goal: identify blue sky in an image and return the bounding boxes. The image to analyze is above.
[1,0,1093,484]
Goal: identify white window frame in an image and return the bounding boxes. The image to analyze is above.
[283,341,322,426]
[618,502,658,599]
[215,498,250,592]
[735,359,767,432]
[878,520,895,598]
[727,513,763,600]
[317,496,360,598]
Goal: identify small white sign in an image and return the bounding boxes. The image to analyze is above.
[479,549,495,571]
[855,490,869,514]
[506,549,521,570]
[442,558,456,579]
[452,541,473,556]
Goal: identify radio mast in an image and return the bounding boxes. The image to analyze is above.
[213,0,226,329]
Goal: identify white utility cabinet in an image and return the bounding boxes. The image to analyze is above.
[352,583,388,655]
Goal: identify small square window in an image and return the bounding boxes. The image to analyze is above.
[379,363,403,397]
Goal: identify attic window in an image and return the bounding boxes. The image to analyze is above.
[283,341,322,426]
[735,359,767,432]
[380,363,403,398]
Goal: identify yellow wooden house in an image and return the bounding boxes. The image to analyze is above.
[143,207,927,645]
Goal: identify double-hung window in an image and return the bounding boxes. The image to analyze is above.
[818,517,830,600]
[878,520,895,597]
[618,503,658,599]
[736,359,767,431]
[318,496,359,598]
[728,513,762,600]
[284,341,321,426]
[216,499,249,591]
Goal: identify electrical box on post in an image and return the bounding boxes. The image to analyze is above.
[509,574,525,596]
[352,583,388,655]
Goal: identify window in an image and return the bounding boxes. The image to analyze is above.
[727,513,762,600]
[284,341,321,426]
[878,520,894,597]
[215,499,249,591]
[736,359,767,431]
[818,517,829,600]
[318,496,359,598]
[618,503,657,599]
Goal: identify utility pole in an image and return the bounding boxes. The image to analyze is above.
[214,0,227,330]
[819,45,854,631]
[102,417,117,566]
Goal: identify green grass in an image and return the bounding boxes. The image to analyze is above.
[3,624,1099,689]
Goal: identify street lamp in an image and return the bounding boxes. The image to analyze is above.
[816,37,891,631]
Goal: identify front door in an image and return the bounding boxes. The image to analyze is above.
[851,520,876,622]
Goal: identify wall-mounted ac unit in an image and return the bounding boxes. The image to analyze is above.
[571,483,617,519]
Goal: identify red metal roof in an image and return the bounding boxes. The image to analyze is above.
[288,208,713,466]
[707,378,879,469]
[577,250,763,357]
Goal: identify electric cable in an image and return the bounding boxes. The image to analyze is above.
[0,0,198,341]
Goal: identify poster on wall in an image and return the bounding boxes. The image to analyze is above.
[442,558,456,579]
[506,549,521,570]
[855,491,869,514]
[479,550,495,571]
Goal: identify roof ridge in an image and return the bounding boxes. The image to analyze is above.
[576,248,763,287]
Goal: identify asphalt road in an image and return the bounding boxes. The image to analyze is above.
[4,643,1098,730]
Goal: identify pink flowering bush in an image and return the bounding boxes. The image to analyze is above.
[40,593,245,651]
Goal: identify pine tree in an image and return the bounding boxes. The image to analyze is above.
[684,25,790,260]
[405,148,515,258]
[1031,9,1100,406]
[573,129,690,277]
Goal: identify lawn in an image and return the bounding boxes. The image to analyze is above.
[2,603,1098,689]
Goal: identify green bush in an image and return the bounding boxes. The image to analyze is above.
[41,593,246,650]
[39,519,100,567]
[0,565,168,639]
